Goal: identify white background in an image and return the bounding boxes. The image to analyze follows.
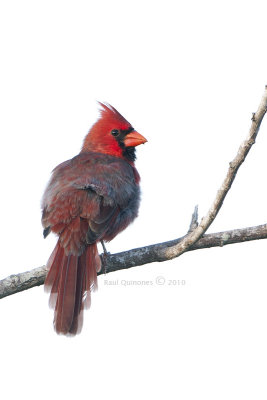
[1,1,267,399]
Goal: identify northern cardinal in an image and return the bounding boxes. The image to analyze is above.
[42,103,147,335]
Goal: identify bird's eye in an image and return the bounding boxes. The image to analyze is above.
[111,129,119,137]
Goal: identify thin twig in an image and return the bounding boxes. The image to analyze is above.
[188,205,199,232]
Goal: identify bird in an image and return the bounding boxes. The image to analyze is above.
[41,103,147,335]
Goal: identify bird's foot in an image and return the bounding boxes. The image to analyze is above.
[100,240,110,274]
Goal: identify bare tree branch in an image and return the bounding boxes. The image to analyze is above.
[161,85,267,260]
[0,266,47,300]
[101,224,267,272]
[1,86,267,301]
[1,223,267,300]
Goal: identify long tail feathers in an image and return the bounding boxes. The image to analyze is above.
[44,241,101,335]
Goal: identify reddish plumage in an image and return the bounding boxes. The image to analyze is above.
[42,103,147,335]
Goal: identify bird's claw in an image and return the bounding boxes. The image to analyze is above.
[100,240,110,274]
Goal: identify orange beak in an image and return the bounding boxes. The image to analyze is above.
[124,131,147,147]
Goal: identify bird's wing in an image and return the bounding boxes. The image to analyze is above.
[41,152,137,253]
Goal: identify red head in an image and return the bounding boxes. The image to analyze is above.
[81,102,147,162]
